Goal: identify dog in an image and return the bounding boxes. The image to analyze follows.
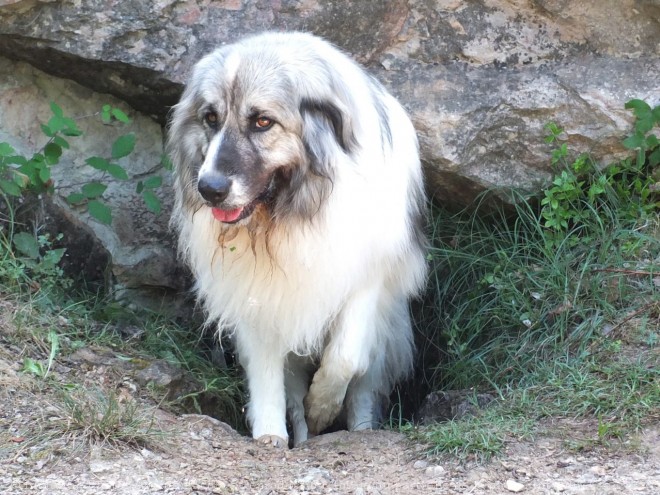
[168,31,427,447]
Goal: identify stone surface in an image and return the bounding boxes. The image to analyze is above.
[0,0,659,299]
[134,359,199,401]
[0,57,186,301]
[1,0,658,203]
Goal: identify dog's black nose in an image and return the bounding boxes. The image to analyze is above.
[198,173,232,205]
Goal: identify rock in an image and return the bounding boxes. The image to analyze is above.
[134,359,198,401]
[0,0,658,303]
[551,482,566,492]
[413,460,429,470]
[416,390,495,424]
[505,479,525,492]
[424,465,445,477]
[1,0,657,205]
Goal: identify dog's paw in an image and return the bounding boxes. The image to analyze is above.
[304,393,343,435]
[256,434,288,448]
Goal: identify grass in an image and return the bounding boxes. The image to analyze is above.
[409,159,659,459]
[0,208,246,450]
[52,385,164,447]
[409,348,658,461]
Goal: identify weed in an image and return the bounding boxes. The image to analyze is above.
[53,385,163,447]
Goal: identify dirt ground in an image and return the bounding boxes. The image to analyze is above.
[1,330,659,495]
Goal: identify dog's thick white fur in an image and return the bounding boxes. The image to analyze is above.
[168,32,427,447]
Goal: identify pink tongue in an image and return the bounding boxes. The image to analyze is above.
[211,207,244,223]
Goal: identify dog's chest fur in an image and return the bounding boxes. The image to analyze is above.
[184,207,372,354]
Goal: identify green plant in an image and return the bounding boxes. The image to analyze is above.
[20,329,58,379]
[540,100,659,248]
[54,385,163,446]
[0,101,164,225]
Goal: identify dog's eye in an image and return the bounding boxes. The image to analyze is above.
[204,111,219,128]
[252,116,274,131]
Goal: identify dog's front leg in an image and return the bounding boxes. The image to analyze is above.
[304,287,379,434]
[237,333,288,447]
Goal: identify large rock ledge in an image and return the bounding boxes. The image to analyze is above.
[1,0,659,202]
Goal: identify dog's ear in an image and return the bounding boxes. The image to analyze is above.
[300,98,357,176]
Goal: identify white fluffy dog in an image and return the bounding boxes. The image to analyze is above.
[168,32,427,447]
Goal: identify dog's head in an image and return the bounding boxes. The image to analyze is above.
[168,32,359,225]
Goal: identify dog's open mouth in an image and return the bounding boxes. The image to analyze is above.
[209,177,276,224]
[211,202,257,224]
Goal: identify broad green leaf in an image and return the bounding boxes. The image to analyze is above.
[101,104,112,124]
[625,98,651,115]
[38,165,51,183]
[81,181,107,199]
[622,132,644,149]
[50,101,64,118]
[53,136,70,149]
[111,133,136,159]
[12,232,40,259]
[106,163,129,180]
[637,148,645,168]
[18,162,38,185]
[6,155,27,166]
[48,115,67,133]
[652,105,660,123]
[85,156,110,171]
[61,117,83,137]
[111,107,131,123]
[40,123,54,137]
[0,142,15,156]
[636,116,654,134]
[142,190,161,214]
[44,142,62,165]
[649,147,660,167]
[143,175,162,189]
[88,200,112,224]
[41,248,66,268]
[66,192,86,204]
[0,179,22,196]
[12,171,30,187]
[61,127,83,137]
[161,153,173,171]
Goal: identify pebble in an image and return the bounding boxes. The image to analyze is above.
[425,465,445,477]
[506,479,525,492]
[551,482,566,492]
[413,460,429,470]
[575,473,601,485]
[89,460,113,474]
